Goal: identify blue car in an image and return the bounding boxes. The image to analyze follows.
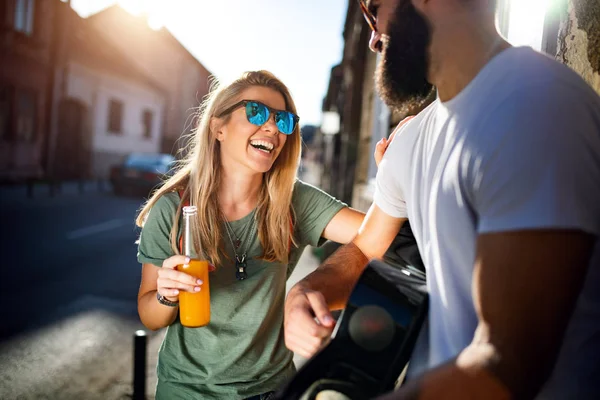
[110,153,176,197]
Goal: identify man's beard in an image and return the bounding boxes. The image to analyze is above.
[375,1,435,114]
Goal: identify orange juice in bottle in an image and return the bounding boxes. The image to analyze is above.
[177,206,210,327]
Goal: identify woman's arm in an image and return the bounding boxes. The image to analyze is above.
[321,207,365,244]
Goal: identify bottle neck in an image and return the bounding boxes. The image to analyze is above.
[182,206,199,258]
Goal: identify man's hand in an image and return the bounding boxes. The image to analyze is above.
[284,285,336,358]
[284,206,406,358]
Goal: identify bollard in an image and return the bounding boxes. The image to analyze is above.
[133,330,147,400]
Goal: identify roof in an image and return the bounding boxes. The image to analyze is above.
[86,5,212,77]
[65,3,167,95]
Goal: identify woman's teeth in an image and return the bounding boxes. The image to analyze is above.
[250,140,274,153]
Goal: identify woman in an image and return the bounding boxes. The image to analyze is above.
[136,70,364,399]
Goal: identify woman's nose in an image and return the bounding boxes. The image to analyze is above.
[261,113,279,134]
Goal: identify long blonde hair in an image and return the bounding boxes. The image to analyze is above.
[136,70,301,265]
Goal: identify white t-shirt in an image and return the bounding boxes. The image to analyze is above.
[374,47,600,399]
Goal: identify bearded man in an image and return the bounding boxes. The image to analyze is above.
[284,0,600,399]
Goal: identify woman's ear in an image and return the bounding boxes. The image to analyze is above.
[210,117,224,141]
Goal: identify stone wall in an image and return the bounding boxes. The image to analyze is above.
[557,0,600,93]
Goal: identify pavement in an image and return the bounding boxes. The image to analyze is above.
[0,177,321,399]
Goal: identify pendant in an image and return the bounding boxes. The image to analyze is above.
[235,254,248,280]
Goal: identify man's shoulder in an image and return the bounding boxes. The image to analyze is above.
[386,101,438,158]
[492,47,599,105]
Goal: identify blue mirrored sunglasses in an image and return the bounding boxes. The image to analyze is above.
[218,100,300,135]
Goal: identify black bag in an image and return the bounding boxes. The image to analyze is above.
[273,222,428,400]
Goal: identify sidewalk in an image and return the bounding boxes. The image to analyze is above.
[144,247,321,397]
[0,180,110,204]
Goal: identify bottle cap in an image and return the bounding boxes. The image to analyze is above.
[183,206,198,215]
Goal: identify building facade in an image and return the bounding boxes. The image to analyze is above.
[86,6,212,155]
[62,15,166,179]
[0,0,68,181]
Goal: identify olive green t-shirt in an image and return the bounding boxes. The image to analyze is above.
[137,179,346,399]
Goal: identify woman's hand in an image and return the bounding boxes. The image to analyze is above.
[374,115,415,167]
[157,255,204,302]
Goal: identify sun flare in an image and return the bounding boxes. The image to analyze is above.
[507,0,551,50]
[117,0,177,30]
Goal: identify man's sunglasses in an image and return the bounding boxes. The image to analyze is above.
[218,100,300,135]
[358,0,377,33]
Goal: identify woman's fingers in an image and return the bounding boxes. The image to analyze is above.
[157,255,213,302]
[158,287,181,298]
[159,267,202,284]
[374,138,388,167]
[375,115,416,167]
[162,255,189,269]
[157,277,202,294]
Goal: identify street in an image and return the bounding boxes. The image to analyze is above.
[0,183,320,399]
[0,185,160,399]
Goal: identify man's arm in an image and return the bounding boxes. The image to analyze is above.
[378,229,596,400]
[300,203,406,308]
[284,204,406,357]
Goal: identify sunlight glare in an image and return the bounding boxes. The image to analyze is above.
[507,0,551,50]
[117,0,177,30]
[117,0,144,16]
[148,14,163,30]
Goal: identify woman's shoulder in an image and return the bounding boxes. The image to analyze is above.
[149,191,181,217]
[292,179,346,209]
[292,179,328,198]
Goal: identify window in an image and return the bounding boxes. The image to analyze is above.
[108,99,123,134]
[15,89,36,142]
[142,109,153,139]
[14,0,35,36]
[0,87,11,141]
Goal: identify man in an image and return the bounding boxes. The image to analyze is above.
[284,0,600,398]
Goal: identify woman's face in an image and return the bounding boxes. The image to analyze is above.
[215,86,289,174]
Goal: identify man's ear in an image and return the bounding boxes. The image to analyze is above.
[210,117,224,141]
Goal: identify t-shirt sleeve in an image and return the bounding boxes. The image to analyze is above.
[137,192,180,266]
[293,180,347,247]
[373,140,408,218]
[469,83,600,236]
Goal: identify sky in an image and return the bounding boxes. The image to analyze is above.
[70,0,555,125]
[71,0,350,126]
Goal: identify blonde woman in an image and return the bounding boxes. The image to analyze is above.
[135,71,364,399]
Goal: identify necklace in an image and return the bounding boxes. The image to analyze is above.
[221,208,257,281]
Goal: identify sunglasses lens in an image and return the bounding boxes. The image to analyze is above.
[275,111,297,135]
[245,101,268,126]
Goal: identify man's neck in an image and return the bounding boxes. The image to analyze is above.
[430,20,510,102]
